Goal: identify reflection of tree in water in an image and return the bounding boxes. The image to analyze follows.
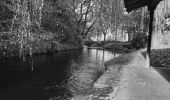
[66,48,121,96]
[102,50,105,64]
[96,49,98,60]
[67,62,104,95]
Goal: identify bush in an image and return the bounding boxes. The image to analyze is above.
[83,40,95,46]
[103,43,126,53]
[131,32,147,49]
[123,43,134,49]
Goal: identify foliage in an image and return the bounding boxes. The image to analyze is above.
[83,40,95,46]
[150,49,170,67]
[131,32,147,49]
[42,0,80,45]
[84,40,134,53]
[1,0,168,58]
[122,8,149,41]
[165,13,170,31]
[0,2,13,32]
[90,0,124,41]
[103,43,124,51]
[0,0,83,58]
[102,42,135,53]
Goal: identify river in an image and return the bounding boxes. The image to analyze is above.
[0,47,121,100]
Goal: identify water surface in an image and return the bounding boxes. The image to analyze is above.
[0,47,120,100]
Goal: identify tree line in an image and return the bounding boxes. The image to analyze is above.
[1,0,169,57]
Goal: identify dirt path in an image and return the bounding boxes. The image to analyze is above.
[72,50,170,100]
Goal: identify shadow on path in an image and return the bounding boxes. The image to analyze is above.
[153,67,170,83]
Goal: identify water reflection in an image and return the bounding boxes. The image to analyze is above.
[84,48,121,64]
[0,47,121,100]
[66,48,121,97]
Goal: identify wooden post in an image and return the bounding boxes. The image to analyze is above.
[147,9,155,66]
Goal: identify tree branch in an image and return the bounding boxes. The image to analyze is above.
[82,1,91,35]
[83,18,97,38]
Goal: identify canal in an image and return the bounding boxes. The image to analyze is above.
[0,47,121,100]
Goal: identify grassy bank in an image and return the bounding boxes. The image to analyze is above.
[150,48,170,68]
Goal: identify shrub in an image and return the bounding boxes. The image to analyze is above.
[103,43,125,52]
[83,40,95,46]
[131,32,147,49]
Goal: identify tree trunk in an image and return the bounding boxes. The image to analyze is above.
[121,27,124,41]
[97,35,99,41]
[104,34,106,41]
[102,50,105,63]
[128,32,131,42]
[115,28,117,41]
[97,31,100,41]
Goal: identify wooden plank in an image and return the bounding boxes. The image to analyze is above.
[149,0,163,10]
[124,0,162,12]
[124,0,150,12]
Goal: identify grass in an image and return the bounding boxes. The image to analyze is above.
[142,48,170,68]
[150,48,170,68]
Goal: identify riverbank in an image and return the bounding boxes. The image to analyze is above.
[0,29,83,59]
[84,41,136,53]
[0,42,82,59]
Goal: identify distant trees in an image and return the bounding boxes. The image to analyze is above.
[152,0,170,48]
[86,0,148,42]
[87,0,123,41]
[67,0,100,39]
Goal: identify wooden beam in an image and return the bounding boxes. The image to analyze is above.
[124,0,163,13]
[147,9,154,66]
[124,0,150,12]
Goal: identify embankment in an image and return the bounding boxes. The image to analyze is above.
[84,41,136,53]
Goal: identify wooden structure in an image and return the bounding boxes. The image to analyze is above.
[124,0,163,66]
